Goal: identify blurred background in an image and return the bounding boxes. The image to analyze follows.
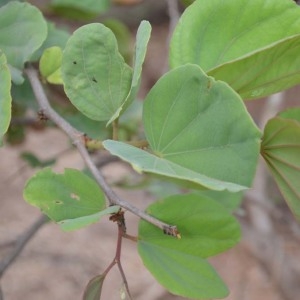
[1,0,300,299]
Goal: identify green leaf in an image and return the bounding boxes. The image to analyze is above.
[170,0,300,99]
[139,242,228,299]
[107,20,151,124]
[23,168,106,229]
[58,205,120,231]
[40,46,63,84]
[51,0,109,20]
[144,64,261,187]
[61,23,132,122]
[261,115,300,222]
[209,34,300,100]
[104,64,261,190]
[138,193,240,298]
[139,193,241,257]
[0,51,11,146]
[83,274,106,300]
[0,1,47,81]
[144,65,261,187]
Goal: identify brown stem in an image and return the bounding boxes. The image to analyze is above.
[112,119,119,140]
[25,66,179,237]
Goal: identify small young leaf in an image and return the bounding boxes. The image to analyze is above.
[83,274,106,300]
[40,46,63,84]
[23,168,106,229]
[138,193,240,298]
[261,114,300,222]
[0,1,47,82]
[0,51,12,146]
[61,23,132,122]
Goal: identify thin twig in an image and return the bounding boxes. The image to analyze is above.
[24,66,179,237]
[0,285,3,300]
[0,215,48,278]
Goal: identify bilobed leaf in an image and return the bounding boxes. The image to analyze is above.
[144,64,261,188]
[138,193,240,298]
[83,274,106,300]
[209,34,300,99]
[0,1,47,82]
[107,20,151,124]
[61,23,132,122]
[23,168,106,230]
[104,64,261,191]
[40,46,63,84]
[0,51,11,146]
[261,113,300,222]
[170,0,300,99]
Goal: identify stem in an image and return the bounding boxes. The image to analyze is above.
[115,225,132,300]
[112,119,119,140]
[25,66,179,237]
[0,215,48,278]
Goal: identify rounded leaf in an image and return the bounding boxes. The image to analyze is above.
[138,193,241,258]
[138,193,240,298]
[61,23,132,121]
[0,2,47,70]
[23,168,106,230]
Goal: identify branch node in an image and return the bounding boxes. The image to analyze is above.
[163,225,181,239]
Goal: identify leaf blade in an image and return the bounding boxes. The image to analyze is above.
[0,1,47,81]
[23,168,106,229]
[261,115,300,221]
[61,23,132,121]
[0,51,12,145]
